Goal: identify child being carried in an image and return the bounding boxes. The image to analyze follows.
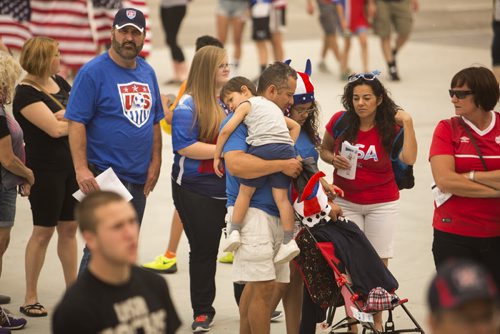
[214,76,301,264]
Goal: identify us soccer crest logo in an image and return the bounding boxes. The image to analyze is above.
[118,82,152,128]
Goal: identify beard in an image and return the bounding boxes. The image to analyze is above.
[111,36,144,60]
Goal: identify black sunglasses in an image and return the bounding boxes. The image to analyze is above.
[449,89,473,99]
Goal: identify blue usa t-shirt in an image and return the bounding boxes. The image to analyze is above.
[295,130,318,161]
[65,53,164,184]
[171,95,226,198]
[222,114,279,217]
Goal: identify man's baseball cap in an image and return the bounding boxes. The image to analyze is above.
[427,259,498,312]
[113,8,145,33]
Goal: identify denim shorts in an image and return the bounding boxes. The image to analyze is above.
[0,187,17,228]
[217,0,248,19]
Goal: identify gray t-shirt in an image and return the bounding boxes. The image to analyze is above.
[244,96,294,147]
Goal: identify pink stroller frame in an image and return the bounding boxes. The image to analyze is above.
[294,221,425,334]
[292,162,425,333]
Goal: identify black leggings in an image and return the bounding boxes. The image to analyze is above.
[492,20,500,66]
[160,5,186,62]
[172,181,226,317]
[432,229,500,288]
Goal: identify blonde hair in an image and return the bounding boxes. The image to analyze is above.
[19,37,58,77]
[185,46,226,142]
[0,52,23,105]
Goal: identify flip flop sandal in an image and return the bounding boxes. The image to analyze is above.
[19,302,47,317]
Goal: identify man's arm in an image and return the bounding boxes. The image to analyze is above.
[144,123,162,196]
[224,150,302,179]
[68,120,99,194]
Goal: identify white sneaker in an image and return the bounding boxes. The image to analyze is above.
[223,230,241,252]
[274,240,300,264]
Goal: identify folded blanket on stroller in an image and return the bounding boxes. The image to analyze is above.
[310,216,399,297]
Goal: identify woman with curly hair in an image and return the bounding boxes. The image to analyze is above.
[320,70,417,330]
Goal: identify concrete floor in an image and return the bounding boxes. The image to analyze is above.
[1,0,494,333]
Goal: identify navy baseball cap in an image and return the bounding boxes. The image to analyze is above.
[113,8,145,33]
[427,259,498,312]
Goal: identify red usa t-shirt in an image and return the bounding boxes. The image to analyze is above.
[325,111,399,205]
[429,112,500,238]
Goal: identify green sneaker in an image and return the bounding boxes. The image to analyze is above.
[142,255,177,274]
[218,252,234,264]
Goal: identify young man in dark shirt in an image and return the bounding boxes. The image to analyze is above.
[52,191,180,334]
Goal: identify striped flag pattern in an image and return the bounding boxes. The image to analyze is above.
[0,0,32,50]
[29,0,96,69]
[92,0,122,48]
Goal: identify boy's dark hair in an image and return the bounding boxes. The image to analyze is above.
[257,62,297,95]
[195,35,224,51]
[220,76,257,103]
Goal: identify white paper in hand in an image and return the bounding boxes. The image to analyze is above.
[336,141,358,180]
[72,167,133,202]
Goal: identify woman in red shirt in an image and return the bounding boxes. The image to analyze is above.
[320,70,417,330]
[429,66,500,288]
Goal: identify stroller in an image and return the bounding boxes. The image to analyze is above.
[292,161,425,334]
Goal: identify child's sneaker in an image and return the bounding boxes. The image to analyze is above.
[218,252,234,264]
[274,239,300,264]
[223,230,241,252]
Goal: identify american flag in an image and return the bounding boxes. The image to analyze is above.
[29,0,97,70]
[0,0,32,51]
[92,0,121,48]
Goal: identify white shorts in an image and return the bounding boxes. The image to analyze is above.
[227,206,290,284]
[335,198,399,259]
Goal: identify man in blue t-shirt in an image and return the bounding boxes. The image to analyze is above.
[65,8,164,274]
[223,62,302,334]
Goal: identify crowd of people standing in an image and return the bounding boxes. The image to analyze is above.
[0,1,498,334]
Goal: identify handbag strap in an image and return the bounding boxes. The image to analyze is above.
[21,78,65,110]
[459,117,489,171]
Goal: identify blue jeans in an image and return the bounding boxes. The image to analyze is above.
[0,187,17,228]
[77,180,146,276]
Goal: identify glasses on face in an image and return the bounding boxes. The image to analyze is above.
[347,70,381,83]
[218,63,232,70]
[292,105,316,115]
[449,89,473,99]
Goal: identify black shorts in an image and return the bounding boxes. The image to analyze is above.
[29,168,78,227]
[252,16,271,41]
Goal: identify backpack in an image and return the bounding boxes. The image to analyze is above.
[331,111,414,190]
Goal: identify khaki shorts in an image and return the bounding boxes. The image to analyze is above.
[228,206,290,284]
[373,0,413,38]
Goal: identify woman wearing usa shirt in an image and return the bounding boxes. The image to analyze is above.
[429,66,500,288]
[170,45,230,332]
[320,71,417,330]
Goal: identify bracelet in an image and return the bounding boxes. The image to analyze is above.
[468,170,475,181]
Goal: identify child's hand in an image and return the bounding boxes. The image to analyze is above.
[213,157,224,178]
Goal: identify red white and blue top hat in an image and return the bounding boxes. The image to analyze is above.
[293,171,331,227]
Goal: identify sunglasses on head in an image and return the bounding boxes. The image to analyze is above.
[448,89,473,99]
[347,70,381,83]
